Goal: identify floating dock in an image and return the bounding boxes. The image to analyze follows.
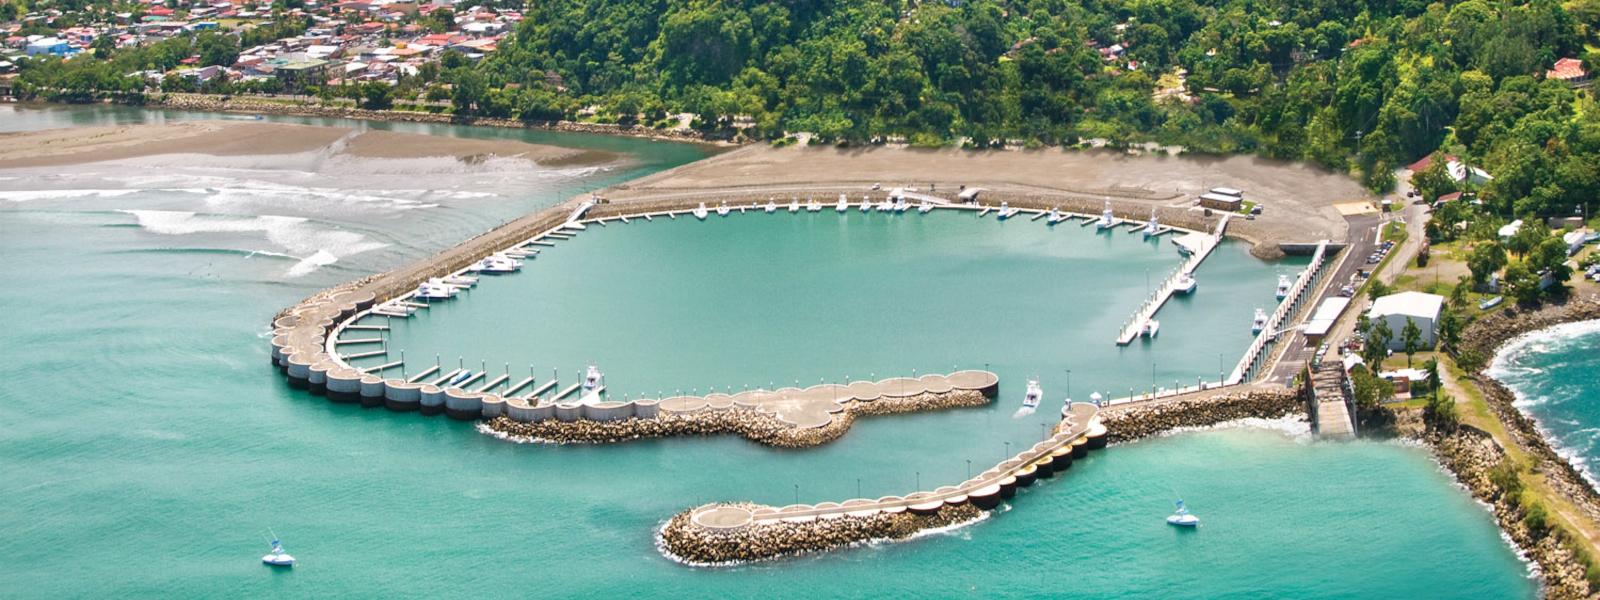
[1114,215,1230,345]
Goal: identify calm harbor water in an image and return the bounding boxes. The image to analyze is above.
[0,104,1533,597]
[1491,320,1600,484]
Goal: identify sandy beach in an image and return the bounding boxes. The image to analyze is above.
[0,121,620,168]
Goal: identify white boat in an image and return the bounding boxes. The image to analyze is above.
[861,197,872,212]
[996,202,1019,220]
[788,199,800,213]
[414,279,456,301]
[1046,208,1065,224]
[918,200,934,213]
[1142,319,1160,338]
[470,254,522,274]
[1174,272,1197,294]
[582,364,604,392]
[1013,379,1043,418]
[893,198,908,212]
[693,203,709,220]
[1142,211,1161,237]
[1251,308,1269,333]
[447,370,472,387]
[716,203,730,217]
[1274,274,1292,299]
[765,200,777,213]
[1479,295,1503,310]
[261,535,295,567]
[877,198,894,211]
[836,194,848,212]
[1166,499,1199,527]
[1096,201,1118,230]
[808,199,822,212]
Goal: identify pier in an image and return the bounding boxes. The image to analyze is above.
[1114,215,1229,345]
[1228,240,1332,384]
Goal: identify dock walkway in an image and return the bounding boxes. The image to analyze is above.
[1113,215,1229,345]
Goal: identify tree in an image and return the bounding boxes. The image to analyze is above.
[1467,242,1507,286]
[1507,219,1549,258]
[450,70,487,114]
[1363,318,1393,368]
[1504,262,1542,305]
[1349,364,1392,412]
[1530,237,1574,292]
[1366,278,1393,302]
[195,32,239,67]
[1401,317,1423,367]
[359,81,392,110]
[1425,392,1459,432]
[1437,305,1462,350]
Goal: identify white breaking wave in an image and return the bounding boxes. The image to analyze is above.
[1486,319,1600,490]
[118,209,386,277]
[1122,415,1314,445]
[0,188,143,202]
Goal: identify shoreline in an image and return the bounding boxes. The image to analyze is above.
[145,94,733,147]
[0,120,626,168]
[1414,298,1600,599]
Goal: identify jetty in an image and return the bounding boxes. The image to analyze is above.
[1114,215,1230,345]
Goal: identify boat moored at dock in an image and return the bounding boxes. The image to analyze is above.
[693,203,709,220]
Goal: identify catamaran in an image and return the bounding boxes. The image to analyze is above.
[1013,379,1043,418]
[692,203,709,220]
[1166,499,1199,527]
[261,534,295,567]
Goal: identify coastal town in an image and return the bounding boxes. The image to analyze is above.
[4,0,1600,598]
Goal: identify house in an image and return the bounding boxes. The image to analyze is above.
[1367,291,1444,350]
[1406,153,1493,185]
[1546,58,1590,88]
[25,37,73,56]
[1198,192,1241,211]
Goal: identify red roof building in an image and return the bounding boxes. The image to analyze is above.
[1546,58,1590,87]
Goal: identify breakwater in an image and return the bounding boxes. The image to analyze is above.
[482,388,990,448]
[1423,422,1595,599]
[1099,387,1305,444]
[657,403,1105,565]
[658,502,985,566]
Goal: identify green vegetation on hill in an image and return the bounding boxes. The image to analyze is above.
[10,0,1600,214]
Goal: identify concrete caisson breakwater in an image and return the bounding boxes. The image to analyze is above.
[483,387,991,448]
[658,403,1106,565]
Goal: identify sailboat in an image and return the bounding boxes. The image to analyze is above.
[1013,379,1043,418]
[261,532,295,567]
[1166,499,1199,527]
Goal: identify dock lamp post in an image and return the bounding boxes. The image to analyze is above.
[966,459,972,480]
[794,484,799,506]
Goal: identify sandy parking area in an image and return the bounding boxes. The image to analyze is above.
[605,144,1375,256]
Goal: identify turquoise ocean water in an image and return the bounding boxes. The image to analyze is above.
[0,104,1532,597]
[1491,320,1600,484]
